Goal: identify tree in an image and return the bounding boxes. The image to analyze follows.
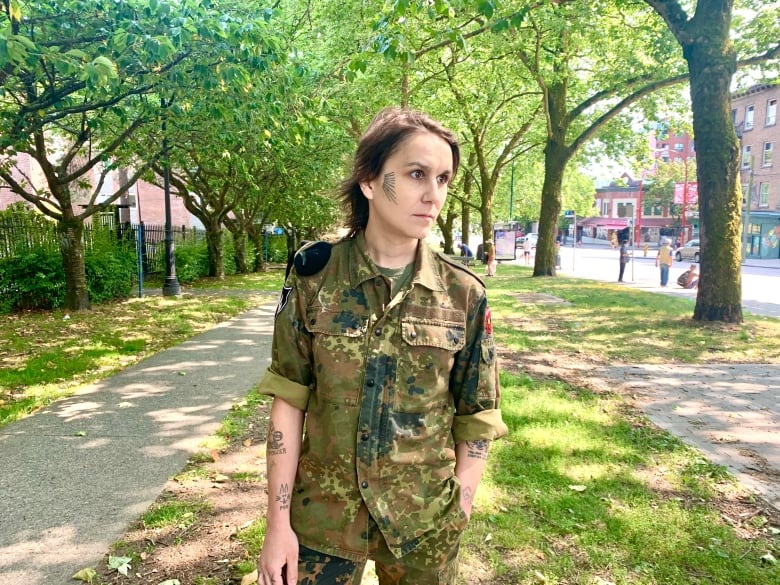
[643,0,780,322]
[365,1,690,276]
[0,0,279,309]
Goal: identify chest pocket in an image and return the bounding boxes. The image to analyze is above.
[305,308,366,403]
[396,310,466,412]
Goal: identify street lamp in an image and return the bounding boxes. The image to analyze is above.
[161,97,180,296]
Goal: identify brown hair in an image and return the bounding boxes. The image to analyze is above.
[339,107,460,237]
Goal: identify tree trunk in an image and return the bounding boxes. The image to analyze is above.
[247,225,265,272]
[205,224,225,279]
[436,208,457,255]
[534,81,569,277]
[231,228,249,274]
[59,216,91,310]
[684,6,743,322]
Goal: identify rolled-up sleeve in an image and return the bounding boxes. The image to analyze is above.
[259,271,312,411]
[450,293,508,442]
[260,368,310,411]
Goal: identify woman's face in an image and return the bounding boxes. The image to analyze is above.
[360,130,453,242]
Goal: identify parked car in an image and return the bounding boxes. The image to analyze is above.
[675,238,700,262]
[516,233,538,248]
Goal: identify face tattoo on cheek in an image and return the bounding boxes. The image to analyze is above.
[382,172,397,204]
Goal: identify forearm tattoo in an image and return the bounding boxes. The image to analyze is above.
[276,482,291,511]
[461,485,474,507]
[465,440,490,460]
[267,421,286,456]
[382,172,397,203]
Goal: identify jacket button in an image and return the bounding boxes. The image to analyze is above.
[409,330,417,339]
[366,378,375,387]
[361,481,369,489]
[361,432,369,441]
[374,328,383,336]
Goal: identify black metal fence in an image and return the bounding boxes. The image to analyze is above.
[0,219,207,275]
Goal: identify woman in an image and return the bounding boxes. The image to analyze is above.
[257,107,507,585]
[483,240,497,276]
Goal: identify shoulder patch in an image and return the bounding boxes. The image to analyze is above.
[294,241,332,276]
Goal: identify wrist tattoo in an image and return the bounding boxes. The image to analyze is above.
[276,482,290,510]
[461,485,474,505]
[267,421,286,456]
[382,172,397,204]
[465,440,489,460]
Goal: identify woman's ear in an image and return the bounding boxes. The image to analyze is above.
[359,180,375,200]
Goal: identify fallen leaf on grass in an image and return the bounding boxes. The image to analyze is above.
[241,569,258,585]
[71,567,97,583]
[568,484,587,492]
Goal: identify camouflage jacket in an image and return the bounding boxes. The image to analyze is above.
[260,231,507,563]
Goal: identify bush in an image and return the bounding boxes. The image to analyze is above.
[174,239,209,283]
[85,247,136,303]
[0,248,66,312]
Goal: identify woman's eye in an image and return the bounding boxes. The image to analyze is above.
[437,175,450,185]
[411,169,424,179]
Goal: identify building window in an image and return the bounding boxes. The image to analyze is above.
[763,142,774,167]
[673,143,684,152]
[690,140,695,152]
[742,145,752,168]
[759,183,769,208]
[767,99,777,126]
[745,105,755,130]
[617,202,634,218]
[642,202,663,216]
[661,155,669,163]
[731,109,737,123]
[602,202,610,216]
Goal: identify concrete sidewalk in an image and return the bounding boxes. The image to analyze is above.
[589,363,780,513]
[0,303,277,585]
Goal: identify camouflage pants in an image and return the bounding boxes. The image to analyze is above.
[297,529,460,585]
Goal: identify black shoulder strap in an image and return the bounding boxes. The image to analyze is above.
[285,241,332,279]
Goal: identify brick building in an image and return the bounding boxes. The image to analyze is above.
[733,83,780,259]
[0,154,191,229]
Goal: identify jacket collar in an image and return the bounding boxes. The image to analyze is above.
[348,231,446,293]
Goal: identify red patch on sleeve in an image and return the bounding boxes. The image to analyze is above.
[484,306,493,335]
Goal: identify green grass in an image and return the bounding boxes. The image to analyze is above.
[141,498,211,529]
[487,265,780,364]
[461,371,780,584]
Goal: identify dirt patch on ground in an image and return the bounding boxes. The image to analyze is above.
[93,347,779,585]
[94,403,271,585]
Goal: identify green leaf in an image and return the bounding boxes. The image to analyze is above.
[478,1,496,19]
[71,567,97,583]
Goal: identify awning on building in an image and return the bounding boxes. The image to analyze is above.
[578,217,629,229]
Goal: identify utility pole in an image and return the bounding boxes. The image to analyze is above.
[743,155,754,261]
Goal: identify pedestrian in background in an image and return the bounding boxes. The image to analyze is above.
[618,239,630,282]
[522,236,532,265]
[458,241,474,266]
[656,239,674,287]
[257,107,507,585]
[484,240,497,276]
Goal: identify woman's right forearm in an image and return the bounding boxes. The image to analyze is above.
[265,397,305,529]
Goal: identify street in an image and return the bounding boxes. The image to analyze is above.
[508,243,780,319]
